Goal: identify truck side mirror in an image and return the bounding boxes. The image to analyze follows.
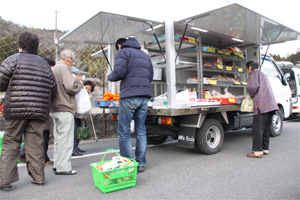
[284,73,291,81]
[281,75,288,86]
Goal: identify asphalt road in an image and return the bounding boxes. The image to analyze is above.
[1,119,299,199]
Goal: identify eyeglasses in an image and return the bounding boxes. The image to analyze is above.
[67,56,74,61]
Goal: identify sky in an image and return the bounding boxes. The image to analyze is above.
[1,0,299,57]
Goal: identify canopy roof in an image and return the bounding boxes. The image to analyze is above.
[59,11,161,45]
[59,3,300,47]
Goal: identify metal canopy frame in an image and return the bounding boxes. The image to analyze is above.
[60,4,300,47]
[176,4,300,46]
[59,11,162,45]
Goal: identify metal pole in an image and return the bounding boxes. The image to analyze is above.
[54,10,58,61]
[165,21,177,108]
[89,113,98,142]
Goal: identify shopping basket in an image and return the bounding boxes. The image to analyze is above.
[90,149,138,194]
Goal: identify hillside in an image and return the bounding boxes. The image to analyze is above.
[0,16,66,49]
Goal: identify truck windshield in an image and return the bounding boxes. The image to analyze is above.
[261,60,281,79]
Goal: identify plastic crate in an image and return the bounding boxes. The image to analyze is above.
[202,47,215,53]
[217,80,231,85]
[0,138,2,156]
[220,97,237,104]
[90,149,138,194]
[217,49,224,54]
[95,101,118,108]
[0,131,4,156]
[232,67,238,72]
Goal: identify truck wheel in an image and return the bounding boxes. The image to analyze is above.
[147,136,168,145]
[270,110,283,137]
[195,119,224,155]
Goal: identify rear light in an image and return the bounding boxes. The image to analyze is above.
[158,117,172,125]
[293,106,298,110]
[111,115,118,121]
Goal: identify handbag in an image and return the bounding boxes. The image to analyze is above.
[241,93,253,112]
[75,88,92,118]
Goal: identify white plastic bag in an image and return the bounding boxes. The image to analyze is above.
[240,93,253,112]
[75,88,91,118]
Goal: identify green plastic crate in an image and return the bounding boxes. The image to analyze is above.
[0,131,3,156]
[90,149,138,194]
[0,137,2,156]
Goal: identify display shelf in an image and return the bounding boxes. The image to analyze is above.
[177,49,245,62]
[203,69,243,74]
[146,40,196,52]
[178,82,246,88]
[147,34,247,100]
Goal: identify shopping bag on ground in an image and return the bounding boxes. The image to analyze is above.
[75,88,91,118]
[240,93,253,112]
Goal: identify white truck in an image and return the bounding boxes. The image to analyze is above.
[59,4,299,154]
[277,61,300,120]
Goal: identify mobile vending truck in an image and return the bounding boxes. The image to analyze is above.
[59,4,299,154]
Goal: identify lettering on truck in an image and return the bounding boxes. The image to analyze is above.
[178,135,195,142]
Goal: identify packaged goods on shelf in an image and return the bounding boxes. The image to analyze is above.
[151,35,196,44]
[153,68,162,80]
[203,77,210,84]
[186,77,198,84]
[197,98,221,106]
[209,75,241,85]
[187,88,197,106]
[152,88,189,108]
[203,62,215,70]
[223,47,245,58]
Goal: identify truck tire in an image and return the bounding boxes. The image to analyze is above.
[147,136,168,145]
[195,119,224,155]
[270,109,283,137]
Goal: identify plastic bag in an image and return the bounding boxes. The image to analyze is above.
[241,93,253,112]
[75,88,91,118]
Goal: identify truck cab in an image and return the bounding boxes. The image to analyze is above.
[260,55,292,119]
[259,55,293,135]
[277,61,300,119]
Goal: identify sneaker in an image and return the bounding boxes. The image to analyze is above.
[55,170,77,175]
[45,160,54,166]
[77,147,85,153]
[72,151,83,156]
[0,183,12,191]
[263,150,269,155]
[137,165,146,173]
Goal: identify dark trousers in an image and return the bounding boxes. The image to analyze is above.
[73,117,82,152]
[252,110,273,151]
[43,130,50,163]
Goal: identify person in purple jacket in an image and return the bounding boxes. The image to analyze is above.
[107,37,153,172]
[245,60,279,158]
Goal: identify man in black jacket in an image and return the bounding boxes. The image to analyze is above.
[0,31,57,190]
[107,37,153,172]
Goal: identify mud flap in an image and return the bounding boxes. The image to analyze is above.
[178,127,197,149]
